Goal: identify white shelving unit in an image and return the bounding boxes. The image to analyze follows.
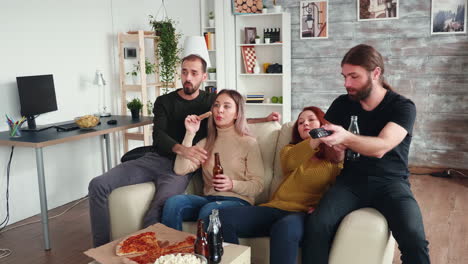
[200,0,226,91]
[235,13,291,123]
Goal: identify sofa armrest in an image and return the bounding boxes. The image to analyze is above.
[109,182,156,240]
[329,208,395,264]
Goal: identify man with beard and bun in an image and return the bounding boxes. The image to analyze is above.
[302,44,430,264]
[88,54,280,247]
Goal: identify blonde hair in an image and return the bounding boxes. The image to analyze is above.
[204,89,251,153]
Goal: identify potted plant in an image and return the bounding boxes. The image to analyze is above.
[273,0,282,13]
[208,11,215,27]
[146,100,154,115]
[262,2,268,13]
[255,35,261,44]
[208,68,216,80]
[127,98,143,119]
[149,15,182,94]
[127,58,157,84]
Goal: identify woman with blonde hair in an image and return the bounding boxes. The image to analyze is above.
[162,89,264,230]
[219,106,343,264]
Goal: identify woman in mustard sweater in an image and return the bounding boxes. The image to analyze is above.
[219,106,343,264]
[161,89,264,231]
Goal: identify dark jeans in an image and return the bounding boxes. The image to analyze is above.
[302,177,430,264]
[220,206,306,264]
[162,195,250,231]
[88,152,193,247]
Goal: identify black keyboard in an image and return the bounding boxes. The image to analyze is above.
[55,122,79,131]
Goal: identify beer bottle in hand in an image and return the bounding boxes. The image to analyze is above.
[346,115,360,161]
[194,219,210,259]
[213,153,223,192]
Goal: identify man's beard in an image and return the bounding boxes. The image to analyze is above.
[183,81,199,95]
[348,76,373,101]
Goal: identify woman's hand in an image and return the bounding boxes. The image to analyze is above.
[212,174,233,192]
[184,115,201,134]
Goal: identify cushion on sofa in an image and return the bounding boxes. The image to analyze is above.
[248,121,281,204]
[270,121,294,198]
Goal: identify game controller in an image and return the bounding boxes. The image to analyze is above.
[309,127,333,139]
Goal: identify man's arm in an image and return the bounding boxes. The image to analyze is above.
[320,122,408,159]
[152,97,178,155]
[247,112,281,124]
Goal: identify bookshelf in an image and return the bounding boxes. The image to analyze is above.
[235,13,291,122]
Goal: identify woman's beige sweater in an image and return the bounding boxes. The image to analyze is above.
[174,125,264,205]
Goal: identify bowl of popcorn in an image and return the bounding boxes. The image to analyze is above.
[153,253,207,264]
[75,115,100,129]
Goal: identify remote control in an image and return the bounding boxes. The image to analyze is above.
[309,128,333,139]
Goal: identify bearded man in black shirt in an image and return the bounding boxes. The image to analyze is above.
[88,54,280,247]
[302,44,430,264]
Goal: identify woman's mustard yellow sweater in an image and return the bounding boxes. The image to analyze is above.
[261,139,342,212]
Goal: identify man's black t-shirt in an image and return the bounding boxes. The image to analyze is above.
[325,90,416,180]
[152,89,216,159]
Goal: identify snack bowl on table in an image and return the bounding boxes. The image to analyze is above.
[153,253,207,264]
[75,115,100,129]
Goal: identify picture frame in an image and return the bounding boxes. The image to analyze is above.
[300,0,329,39]
[431,0,466,35]
[124,48,137,59]
[358,0,399,21]
[232,0,263,15]
[244,27,257,44]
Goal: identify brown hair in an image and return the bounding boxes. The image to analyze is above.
[341,44,393,91]
[204,89,251,153]
[181,54,207,73]
[291,106,330,160]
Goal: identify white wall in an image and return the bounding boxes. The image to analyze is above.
[0,0,200,225]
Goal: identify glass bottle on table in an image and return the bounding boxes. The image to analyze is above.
[213,153,223,192]
[194,219,210,259]
[207,212,222,263]
[346,115,360,161]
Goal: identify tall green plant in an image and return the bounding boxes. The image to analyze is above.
[149,15,182,93]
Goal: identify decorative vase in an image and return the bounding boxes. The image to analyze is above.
[130,109,140,120]
[253,62,261,74]
[132,75,140,85]
[208,19,215,27]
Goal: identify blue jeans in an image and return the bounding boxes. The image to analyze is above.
[220,206,306,264]
[162,195,250,231]
[302,177,430,264]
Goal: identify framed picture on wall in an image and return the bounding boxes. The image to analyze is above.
[431,0,466,35]
[358,0,399,21]
[232,0,263,14]
[300,0,329,39]
[244,27,257,44]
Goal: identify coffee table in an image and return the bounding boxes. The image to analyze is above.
[89,242,250,264]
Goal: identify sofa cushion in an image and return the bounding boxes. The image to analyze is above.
[248,121,281,204]
[270,121,294,198]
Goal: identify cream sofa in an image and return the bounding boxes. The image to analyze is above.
[108,122,395,264]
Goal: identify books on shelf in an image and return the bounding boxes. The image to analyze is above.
[203,32,216,51]
[246,92,264,103]
[205,85,217,94]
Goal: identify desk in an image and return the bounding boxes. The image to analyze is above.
[0,115,152,250]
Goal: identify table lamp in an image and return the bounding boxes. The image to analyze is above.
[95,70,111,117]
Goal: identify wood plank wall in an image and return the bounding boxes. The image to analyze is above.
[268,0,468,169]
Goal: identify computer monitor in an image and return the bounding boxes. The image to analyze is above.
[16,74,58,130]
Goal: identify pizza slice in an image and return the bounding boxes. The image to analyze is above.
[116,231,160,256]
